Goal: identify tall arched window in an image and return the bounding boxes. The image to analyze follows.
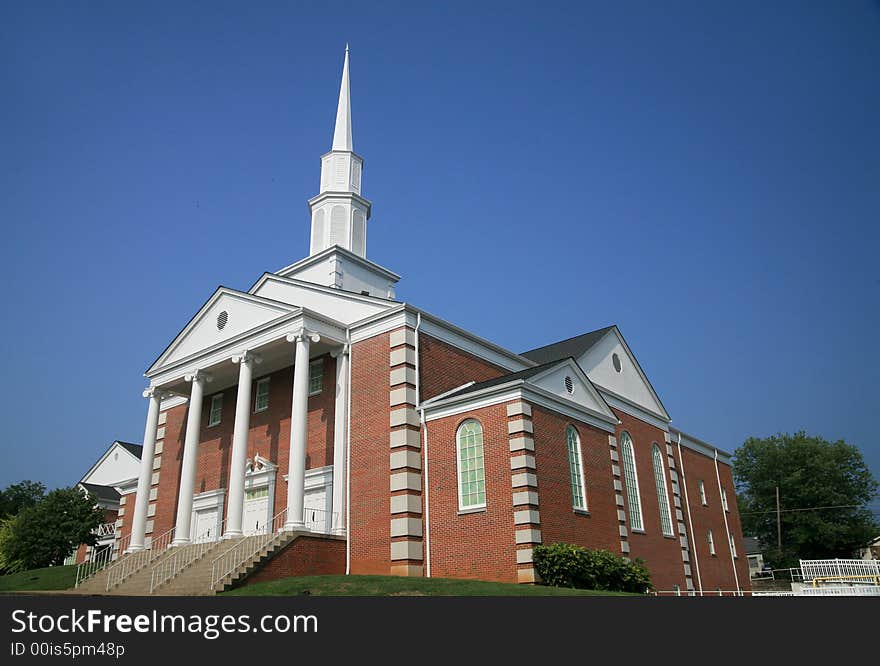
[619,432,643,531]
[651,444,674,536]
[566,426,587,510]
[456,420,486,510]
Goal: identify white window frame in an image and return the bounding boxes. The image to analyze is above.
[729,532,737,558]
[619,432,644,532]
[309,358,323,396]
[566,426,587,511]
[708,528,716,556]
[456,419,486,511]
[207,394,223,427]
[721,487,729,512]
[254,377,270,413]
[651,443,674,537]
[699,480,708,506]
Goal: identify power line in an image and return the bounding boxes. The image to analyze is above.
[740,503,868,516]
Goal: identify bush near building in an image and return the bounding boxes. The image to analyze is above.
[533,543,652,593]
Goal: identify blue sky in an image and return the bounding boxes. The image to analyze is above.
[1,2,878,496]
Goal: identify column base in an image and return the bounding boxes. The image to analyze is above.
[222,530,243,540]
[124,545,145,554]
[171,538,191,548]
[283,521,308,532]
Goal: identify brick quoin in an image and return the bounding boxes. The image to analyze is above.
[242,536,345,585]
[426,404,518,583]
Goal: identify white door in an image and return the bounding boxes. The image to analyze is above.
[243,487,270,535]
[192,509,218,542]
[303,487,328,532]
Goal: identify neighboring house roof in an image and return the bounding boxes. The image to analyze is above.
[79,483,121,504]
[117,441,143,460]
[743,537,763,555]
[520,325,616,364]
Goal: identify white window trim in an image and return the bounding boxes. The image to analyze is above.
[651,443,674,537]
[566,426,587,511]
[456,419,486,512]
[708,528,716,556]
[721,487,729,512]
[308,358,323,396]
[699,480,708,506]
[254,377,270,413]
[729,532,737,558]
[207,394,223,427]
[620,432,644,532]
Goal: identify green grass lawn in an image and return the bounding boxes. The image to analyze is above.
[222,574,638,596]
[0,565,77,592]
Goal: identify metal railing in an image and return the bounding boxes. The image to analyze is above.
[149,520,226,594]
[95,522,117,538]
[105,527,174,591]
[210,508,287,592]
[799,585,880,596]
[303,507,337,534]
[74,545,115,588]
[800,558,880,585]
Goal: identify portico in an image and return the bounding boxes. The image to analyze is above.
[127,306,351,552]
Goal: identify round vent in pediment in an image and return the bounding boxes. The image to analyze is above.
[217,310,229,331]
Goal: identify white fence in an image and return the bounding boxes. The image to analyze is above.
[799,558,880,586]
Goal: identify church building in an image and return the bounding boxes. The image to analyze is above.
[109,47,748,594]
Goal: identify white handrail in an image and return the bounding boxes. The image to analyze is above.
[148,519,226,593]
[105,526,174,591]
[303,507,337,534]
[74,545,115,588]
[210,508,287,591]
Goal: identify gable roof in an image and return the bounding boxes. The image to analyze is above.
[439,363,558,401]
[520,325,616,364]
[79,482,121,503]
[117,441,142,460]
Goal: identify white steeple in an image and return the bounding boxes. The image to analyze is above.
[331,44,352,152]
[308,45,371,258]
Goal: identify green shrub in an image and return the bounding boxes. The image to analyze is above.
[533,543,652,593]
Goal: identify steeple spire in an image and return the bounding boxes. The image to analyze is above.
[331,44,352,151]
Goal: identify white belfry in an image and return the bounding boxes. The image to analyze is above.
[308,45,371,258]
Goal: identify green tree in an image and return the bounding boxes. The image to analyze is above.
[0,487,105,572]
[0,480,46,519]
[733,432,879,568]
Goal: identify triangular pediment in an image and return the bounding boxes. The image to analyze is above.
[148,288,297,374]
[577,327,671,422]
[249,273,395,325]
[80,441,143,488]
[526,358,618,423]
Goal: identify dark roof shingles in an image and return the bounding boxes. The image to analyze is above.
[520,325,615,364]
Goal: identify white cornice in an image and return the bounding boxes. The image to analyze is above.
[596,385,671,431]
[274,245,400,283]
[250,271,399,305]
[669,426,733,463]
[80,441,143,486]
[607,326,672,422]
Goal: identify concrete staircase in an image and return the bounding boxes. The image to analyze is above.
[71,531,311,596]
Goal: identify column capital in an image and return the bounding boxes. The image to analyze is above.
[330,343,350,359]
[286,328,321,345]
[184,370,213,384]
[232,350,263,365]
[142,387,171,400]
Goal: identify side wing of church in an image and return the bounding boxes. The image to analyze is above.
[104,47,749,595]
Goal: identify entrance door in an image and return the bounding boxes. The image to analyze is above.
[192,509,219,542]
[243,487,270,535]
[303,487,329,533]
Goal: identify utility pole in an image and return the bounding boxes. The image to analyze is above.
[776,485,782,551]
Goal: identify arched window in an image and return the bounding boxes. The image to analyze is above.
[619,432,643,531]
[566,426,587,510]
[456,420,486,510]
[651,444,674,536]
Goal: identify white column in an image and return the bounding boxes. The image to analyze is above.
[284,329,319,530]
[224,352,260,538]
[330,345,349,535]
[128,387,165,553]
[172,370,211,546]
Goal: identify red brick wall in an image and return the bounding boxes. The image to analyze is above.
[419,334,506,401]
[349,332,392,574]
[679,446,750,592]
[242,536,345,585]
[426,404,518,583]
[531,407,619,554]
[614,410,687,591]
[150,354,337,540]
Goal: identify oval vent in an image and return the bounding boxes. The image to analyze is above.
[612,353,622,373]
[217,310,229,331]
[564,375,574,394]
